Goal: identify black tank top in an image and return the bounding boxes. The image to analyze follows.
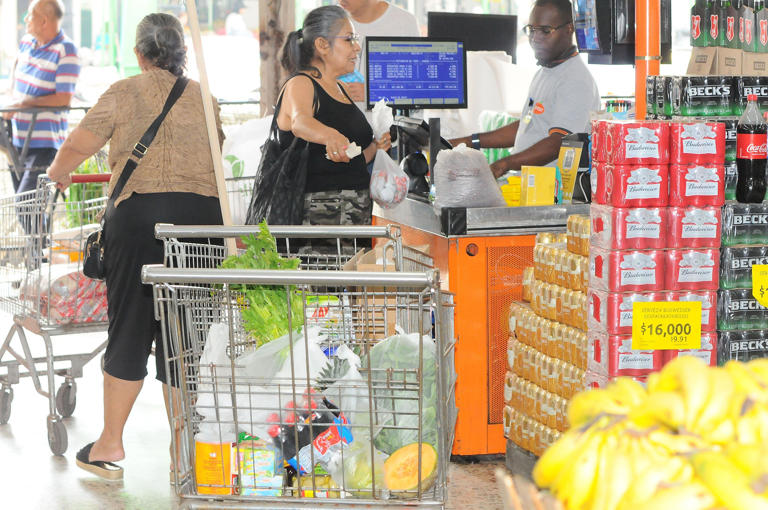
[278,74,373,193]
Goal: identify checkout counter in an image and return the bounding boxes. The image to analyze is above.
[374,198,590,456]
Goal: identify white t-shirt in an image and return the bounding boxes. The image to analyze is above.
[512,54,600,167]
[225,12,252,37]
[351,2,420,112]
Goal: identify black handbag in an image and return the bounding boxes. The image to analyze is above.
[246,74,318,225]
[82,76,189,280]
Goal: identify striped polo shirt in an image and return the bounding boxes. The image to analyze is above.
[12,30,80,150]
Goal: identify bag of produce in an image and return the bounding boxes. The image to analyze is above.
[433,144,507,213]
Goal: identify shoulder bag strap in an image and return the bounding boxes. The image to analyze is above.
[108,76,189,204]
[270,72,320,139]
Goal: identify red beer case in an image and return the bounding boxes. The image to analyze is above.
[588,289,666,336]
[590,204,668,250]
[665,290,717,332]
[591,120,607,163]
[589,247,666,292]
[664,249,720,291]
[668,206,722,249]
[604,164,670,208]
[588,332,664,377]
[591,161,607,205]
[604,121,670,165]
[670,121,726,165]
[668,164,725,207]
[662,332,718,366]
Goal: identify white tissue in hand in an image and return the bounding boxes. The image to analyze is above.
[346,143,362,158]
[371,99,394,139]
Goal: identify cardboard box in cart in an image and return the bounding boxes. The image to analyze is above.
[342,244,432,339]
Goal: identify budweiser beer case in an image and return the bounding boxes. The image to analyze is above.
[604,121,670,165]
[717,330,768,364]
[665,249,721,291]
[589,247,666,292]
[588,332,665,377]
[668,164,725,208]
[669,122,726,165]
[590,205,667,250]
[588,289,717,336]
[597,164,670,208]
[668,206,722,249]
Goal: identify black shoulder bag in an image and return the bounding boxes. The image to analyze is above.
[82,76,189,280]
[246,73,319,225]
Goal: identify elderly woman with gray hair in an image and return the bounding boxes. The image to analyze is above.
[46,12,223,480]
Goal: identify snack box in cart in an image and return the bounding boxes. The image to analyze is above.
[588,289,717,336]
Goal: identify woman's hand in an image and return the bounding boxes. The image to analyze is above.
[325,129,351,163]
[46,166,71,191]
[376,132,392,152]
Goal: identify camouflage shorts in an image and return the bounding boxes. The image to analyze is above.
[299,189,373,255]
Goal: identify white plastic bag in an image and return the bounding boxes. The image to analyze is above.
[371,99,394,140]
[432,143,507,214]
[370,150,409,209]
[196,323,237,440]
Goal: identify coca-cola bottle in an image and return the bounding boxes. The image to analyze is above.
[737,93,768,202]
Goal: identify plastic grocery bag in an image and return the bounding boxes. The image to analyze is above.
[323,344,378,440]
[326,440,388,496]
[196,323,237,440]
[432,143,507,214]
[371,99,394,140]
[367,332,438,454]
[370,150,409,209]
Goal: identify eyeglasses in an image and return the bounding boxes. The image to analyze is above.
[522,22,572,37]
[332,34,361,45]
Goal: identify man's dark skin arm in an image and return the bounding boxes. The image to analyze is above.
[451,120,520,149]
[489,132,565,178]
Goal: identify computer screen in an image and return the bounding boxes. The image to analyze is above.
[427,12,517,63]
[365,37,467,111]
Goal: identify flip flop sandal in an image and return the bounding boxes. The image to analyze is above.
[75,442,124,481]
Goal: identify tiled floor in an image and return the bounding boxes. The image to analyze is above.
[0,323,507,510]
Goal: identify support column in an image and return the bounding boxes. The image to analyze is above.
[259,0,294,117]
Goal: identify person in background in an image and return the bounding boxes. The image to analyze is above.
[2,0,79,194]
[278,5,390,239]
[338,0,419,108]
[225,0,252,37]
[46,13,224,481]
[450,0,600,178]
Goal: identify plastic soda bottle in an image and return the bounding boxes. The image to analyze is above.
[736,93,768,202]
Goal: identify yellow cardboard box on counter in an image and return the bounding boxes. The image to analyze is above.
[520,166,556,206]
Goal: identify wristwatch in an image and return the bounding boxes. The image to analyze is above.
[471,133,481,150]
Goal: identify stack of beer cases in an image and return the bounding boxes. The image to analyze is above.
[504,223,590,456]
[717,203,768,363]
[588,119,725,388]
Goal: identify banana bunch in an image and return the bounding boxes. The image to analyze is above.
[533,357,768,510]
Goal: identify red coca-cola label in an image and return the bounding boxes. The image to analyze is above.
[692,15,702,39]
[737,133,768,159]
[711,14,719,39]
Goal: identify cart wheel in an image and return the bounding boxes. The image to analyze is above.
[55,382,76,418]
[47,417,67,456]
[0,387,12,424]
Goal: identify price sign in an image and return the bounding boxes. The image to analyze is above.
[752,265,768,308]
[631,301,701,350]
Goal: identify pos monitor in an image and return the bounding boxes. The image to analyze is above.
[365,37,467,111]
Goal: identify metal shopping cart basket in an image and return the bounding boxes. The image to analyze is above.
[0,174,111,454]
[142,262,456,508]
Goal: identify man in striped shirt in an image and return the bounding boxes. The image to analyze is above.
[2,0,79,194]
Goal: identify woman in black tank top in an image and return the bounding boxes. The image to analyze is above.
[275,6,390,229]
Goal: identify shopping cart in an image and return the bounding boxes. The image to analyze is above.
[154,223,434,273]
[0,174,110,455]
[143,262,456,508]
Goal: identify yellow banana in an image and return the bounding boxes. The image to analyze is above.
[747,359,768,386]
[566,389,628,428]
[552,423,605,510]
[627,390,685,430]
[646,429,707,455]
[691,450,768,510]
[690,368,735,435]
[587,427,619,510]
[605,377,648,408]
[620,458,696,509]
[533,426,591,489]
[675,357,712,431]
[726,361,768,398]
[647,368,681,394]
[617,481,716,510]
[725,443,768,477]
[600,433,636,510]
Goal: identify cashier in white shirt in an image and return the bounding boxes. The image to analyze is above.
[450,0,600,178]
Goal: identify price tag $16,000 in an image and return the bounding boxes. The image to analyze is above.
[752,265,768,308]
[631,301,702,350]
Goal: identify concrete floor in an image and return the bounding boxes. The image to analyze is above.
[0,323,508,510]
